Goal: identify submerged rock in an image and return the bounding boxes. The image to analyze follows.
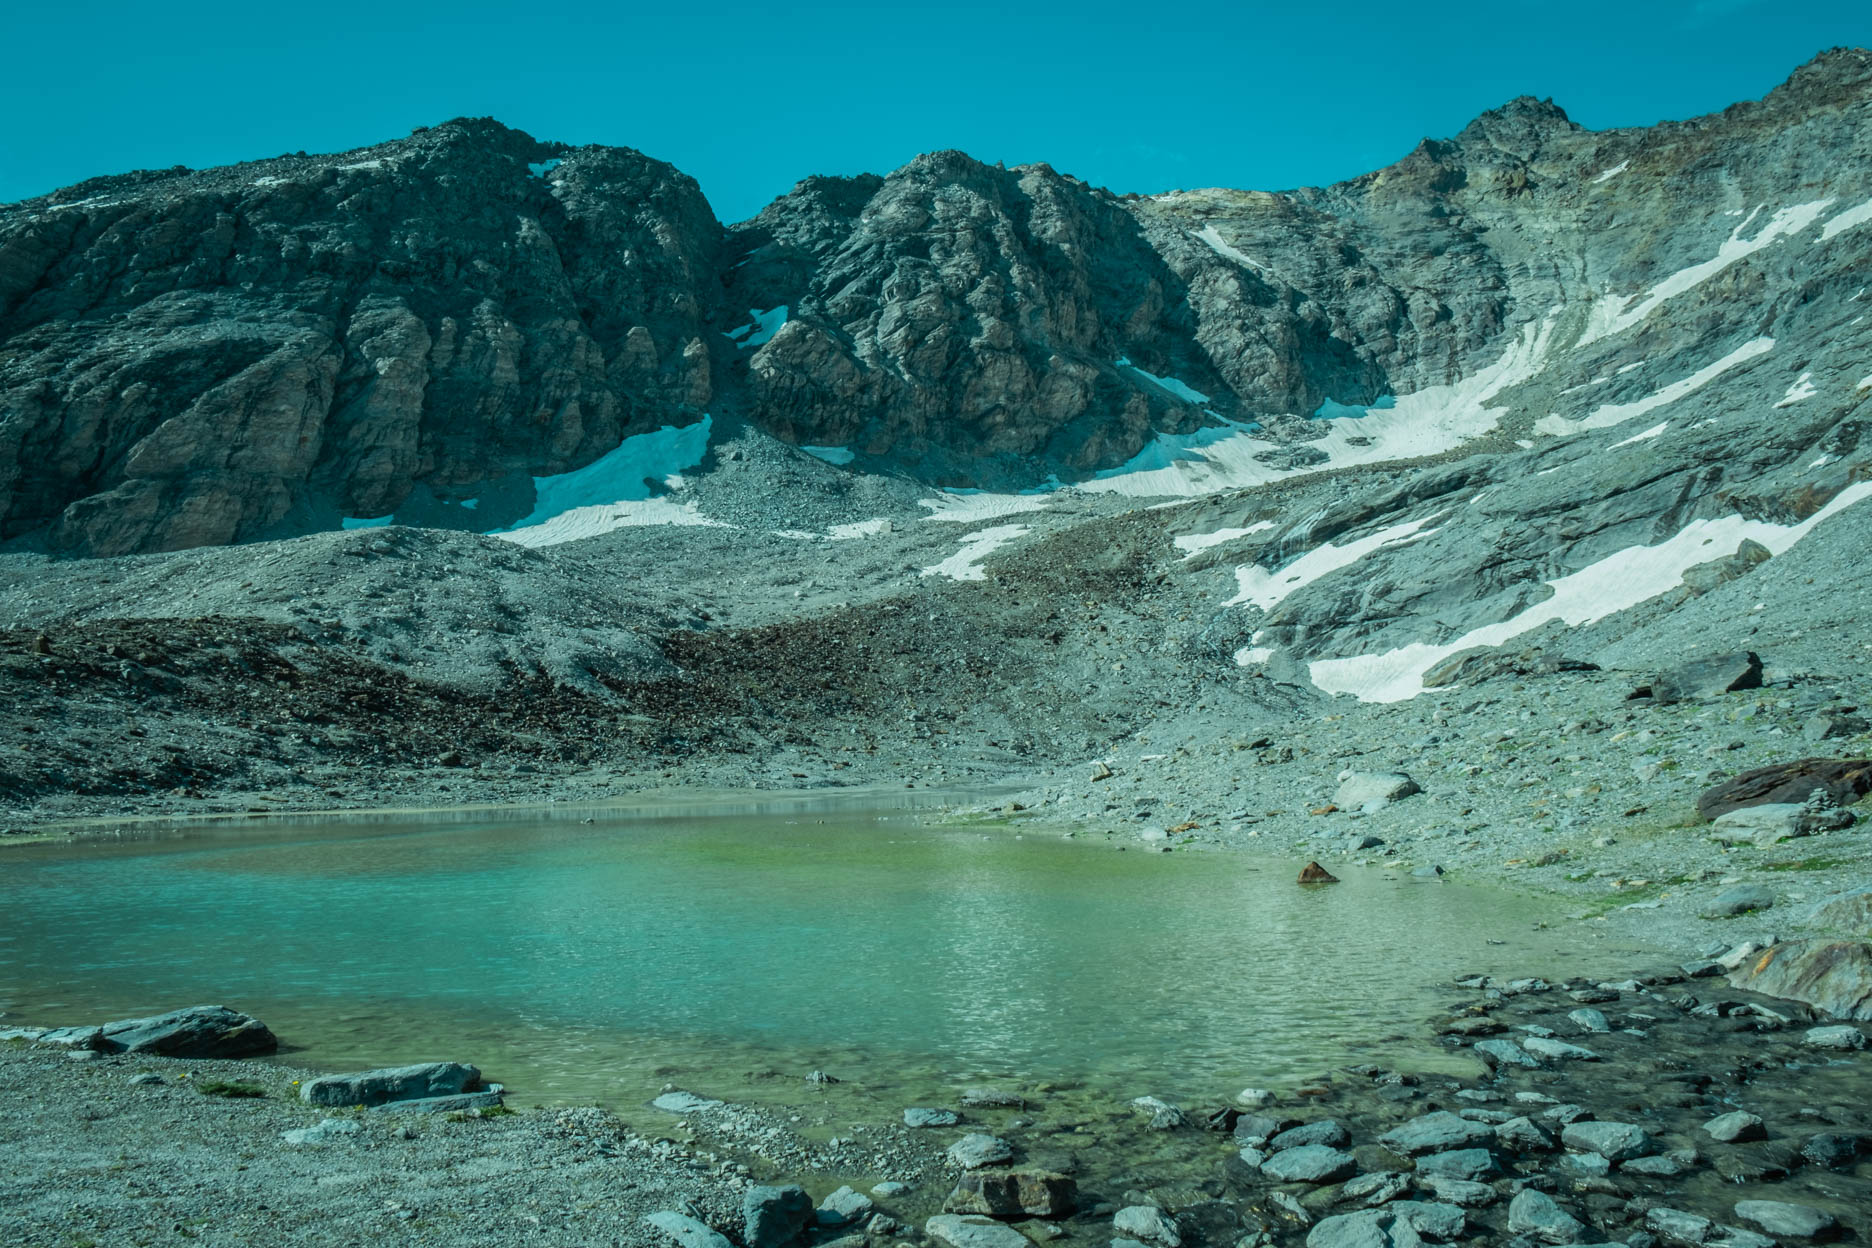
[646,1212,733,1248]
[743,1184,813,1248]
[925,1215,1038,1248]
[946,1133,1014,1169]
[943,1169,1076,1218]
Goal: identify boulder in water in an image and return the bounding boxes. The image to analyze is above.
[1298,861,1340,884]
[98,1005,277,1058]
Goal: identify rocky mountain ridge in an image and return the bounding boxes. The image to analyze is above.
[4,48,1868,556]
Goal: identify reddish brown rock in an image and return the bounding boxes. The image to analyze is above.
[1298,861,1340,884]
[1697,758,1872,821]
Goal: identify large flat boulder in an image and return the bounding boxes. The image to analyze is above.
[1805,885,1872,936]
[1726,940,1872,1022]
[1697,758,1872,820]
[299,1060,482,1107]
[98,1005,277,1058]
[1648,652,1762,704]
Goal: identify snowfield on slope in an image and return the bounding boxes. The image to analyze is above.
[1305,481,1872,703]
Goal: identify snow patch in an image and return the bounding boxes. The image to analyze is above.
[1194,224,1270,272]
[1821,197,1872,242]
[725,306,788,349]
[1808,455,1837,471]
[496,499,730,548]
[528,159,563,178]
[919,492,1053,523]
[1575,200,1835,346]
[828,518,892,541]
[1590,160,1630,185]
[1116,357,1210,405]
[801,445,856,465]
[1174,521,1274,557]
[1536,337,1773,436]
[1082,316,1558,498]
[1227,515,1442,612]
[1609,421,1668,449]
[1309,481,1872,703]
[337,159,384,171]
[1773,373,1817,408]
[1859,374,1872,392]
[1234,647,1275,666]
[921,525,1030,581]
[490,416,714,545]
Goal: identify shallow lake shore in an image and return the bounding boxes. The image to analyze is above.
[4,946,1869,1248]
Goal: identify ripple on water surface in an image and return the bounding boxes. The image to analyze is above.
[0,810,1593,1105]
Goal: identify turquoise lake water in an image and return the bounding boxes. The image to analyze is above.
[0,807,1604,1107]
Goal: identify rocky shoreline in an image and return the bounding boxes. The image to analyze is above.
[4,949,1868,1248]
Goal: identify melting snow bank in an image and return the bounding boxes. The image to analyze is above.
[919,492,1053,523]
[1536,338,1774,436]
[1306,481,1872,703]
[497,500,729,548]
[1081,317,1558,498]
[828,518,893,540]
[1609,422,1669,449]
[489,416,717,547]
[921,525,1030,581]
[1575,200,1834,346]
[1174,522,1274,557]
[1228,515,1442,611]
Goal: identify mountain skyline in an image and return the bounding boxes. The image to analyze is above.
[4,2,1867,223]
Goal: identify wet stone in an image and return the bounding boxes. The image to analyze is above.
[1703,1111,1767,1143]
[1378,1111,1496,1157]
[947,1134,1015,1169]
[1473,1038,1541,1069]
[1561,1120,1656,1161]
[1112,1206,1181,1247]
[1732,1200,1838,1240]
[1259,1144,1357,1184]
[1268,1120,1351,1152]
[1412,1148,1499,1181]
[1506,1189,1587,1245]
[906,1108,962,1128]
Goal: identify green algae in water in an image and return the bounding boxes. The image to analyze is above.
[0,810,1598,1106]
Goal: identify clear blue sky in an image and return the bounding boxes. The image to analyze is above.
[3,1,1866,223]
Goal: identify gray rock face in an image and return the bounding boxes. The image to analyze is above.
[905,1107,962,1128]
[1506,1190,1586,1244]
[942,1169,1076,1219]
[1472,1038,1541,1069]
[1333,772,1420,812]
[645,1212,733,1248]
[96,1004,277,1057]
[1258,1144,1357,1184]
[280,1118,362,1146]
[946,1133,1015,1169]
[299,1061,481,1108]
[743,1184,813,1248]
[1112,1205,1181,1246]
[1732,1199,1838,1239]
[1703,1111,1767,1143]
[1728,941,1872,1021]
[1560,1120,1656,1161]
[1804,1023,1868,1049]
[925,1215,1036,1248]
[1380,1111,1498,1156]
[1706,885,1776,917]
[0,119,724,555]
[1806,885,1872,935]
[1648,652,1763,704]
[1267,1119,1351,1151]
[1413,1149,1499,1181]
[816,1186,874,1227]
